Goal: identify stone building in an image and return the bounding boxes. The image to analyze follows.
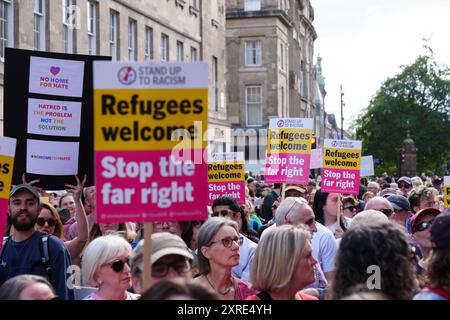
[225,0,317,173]
[0,0,228,147]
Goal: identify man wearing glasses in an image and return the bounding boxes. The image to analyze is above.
[129,232,193,294]
[397,176,413,197]
[364,196,395,218]
[211,197,258,283]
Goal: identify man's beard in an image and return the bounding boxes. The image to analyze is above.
[11,210,38,231]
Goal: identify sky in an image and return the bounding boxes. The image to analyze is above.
[311,0,450,130]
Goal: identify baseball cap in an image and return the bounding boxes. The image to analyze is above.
[9,184,41,203]
[397,176,412,185]
[379,188,397,198]
[430,212,450,249]
[130,232,193,272]
[410,207,440,233]
[387,195,411,212]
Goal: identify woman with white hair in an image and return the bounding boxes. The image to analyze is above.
[81,235,139,300]
[247,224,317,300]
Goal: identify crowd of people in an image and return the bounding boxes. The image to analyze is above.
[0,172,449,300]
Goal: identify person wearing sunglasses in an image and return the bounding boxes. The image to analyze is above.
[130,232,194,294]
[193,217,257,300]
[397,176,413,197]
[364,196,395,218]
[81,234,138,300]
[410,207,441,277]
[341,196,359,219]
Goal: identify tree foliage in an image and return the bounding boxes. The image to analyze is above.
[354,46,450,175]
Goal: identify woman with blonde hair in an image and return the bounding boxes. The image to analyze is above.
[247,224,317,300]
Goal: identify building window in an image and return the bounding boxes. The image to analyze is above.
[281,86,285,116]
[190,46,197,61]
[87,1,97,55]
[109,10,118,60]
[0,0,14,61]
[189,0,198,8]
[280,43,284,70]
[212,56,218,111]
[62,0,74,54]
[176,41,184,62]
[144,26,153,61]
[161,33,169,61]
[245,40,261,66]
[245,0,260,11]
[301,61,307,96]
[128,19,137,61]
[34,0,46,50]
[246,86,262,126]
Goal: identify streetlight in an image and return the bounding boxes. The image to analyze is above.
[340,84,344,140]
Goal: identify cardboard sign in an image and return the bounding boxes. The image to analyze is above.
[0,137,16,249]
[310,148,323,169]
[4,48,110,189]
[361,156,374,177]
[208,153,245,205]
[444,176,450,209]
[94,62,208,223]
[264,118,313,184]
[321,139,362,195]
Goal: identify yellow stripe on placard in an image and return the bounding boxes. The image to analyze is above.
[0,155,15,198]
[444,186,450,209]
[208,161,245,182]
[267,129,312,154]
[323,148,361,170]
[94,88,208,151]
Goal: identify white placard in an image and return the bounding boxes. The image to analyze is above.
[208,152,244,162]
[0,136,17,157]
[268,118,314,129]
[444,176,450,186]
[29,56,85,97]
[27,98,82,137]
[324,139,362,150]
[361,156,375,177]
[26,139,79,175]
[310,148,323,169]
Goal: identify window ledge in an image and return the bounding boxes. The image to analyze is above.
[176,0,186,9]
[189,6,199,17]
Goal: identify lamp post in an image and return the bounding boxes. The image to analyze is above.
[340,84,344,140]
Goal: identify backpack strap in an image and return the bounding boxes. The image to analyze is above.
[1,236,11,267]
[37,234,52,281]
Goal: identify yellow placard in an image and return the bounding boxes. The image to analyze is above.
[0,155,15,199]
[444,186,450,208]
[208,162,245,182]
[94,88,208,151]
[323,148,361,170]
[267,128,312,154]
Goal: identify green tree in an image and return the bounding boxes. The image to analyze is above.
[354,46,450,175]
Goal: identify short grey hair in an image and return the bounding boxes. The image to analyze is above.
[275,197,309,226]
[196,217,239,275]
[0,275,55,300]
[81,235,132,286]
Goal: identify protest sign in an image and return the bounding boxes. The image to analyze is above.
[310,148,323,169]
[361,156,374,177]
[4,48,110,189]
[264,118,313,184]
[321,139,362,195]
[0,137,16,249]
[444,176,450,209]
[94,62,208,223]
[208,152,245,205]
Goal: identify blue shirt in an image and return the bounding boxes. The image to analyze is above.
[1,231,74,300]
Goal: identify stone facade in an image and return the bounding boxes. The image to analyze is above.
[0,0,228,144]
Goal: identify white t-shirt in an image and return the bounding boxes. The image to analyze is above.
[312,222,338,273]
[232,235,257,283]
[326,217,352,234]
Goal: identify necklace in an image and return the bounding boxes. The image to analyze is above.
[205,275,233,295]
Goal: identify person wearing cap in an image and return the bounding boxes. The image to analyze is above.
[284,185,307,199]
[129,232,193,294]
[397,176,413,197]
[414,211,450,300]
[410,207,441,277]
[387,194,412,228]
[0,184,73,300]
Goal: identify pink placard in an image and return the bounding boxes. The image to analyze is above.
[0,198,7,249]
[264,153,310,184]
[208,181,245,206]
[95,150,208,223]
[321,168,360,195]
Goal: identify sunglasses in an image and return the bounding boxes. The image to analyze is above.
[398,184,412,189]
[212,209,236,217]
[108,258,130,273]
[343,206,357,212]
[152,260,191,278]
[414,220,433,233]
[379,208,393,217]
[36,217,56,227]
[210,236,243,248]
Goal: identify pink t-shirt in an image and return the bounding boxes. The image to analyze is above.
[234,277,258,300]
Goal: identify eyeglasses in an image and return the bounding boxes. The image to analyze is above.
[414,220,433,233]
[379,208,393,217]
[108,258,130,273]
[343,206,357,212]
[212,209,237,218]
[210,236,243,248]
[152,260,191,278]
[36,217,56,227]
[398,184,412,189]
[153,221,177,228]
